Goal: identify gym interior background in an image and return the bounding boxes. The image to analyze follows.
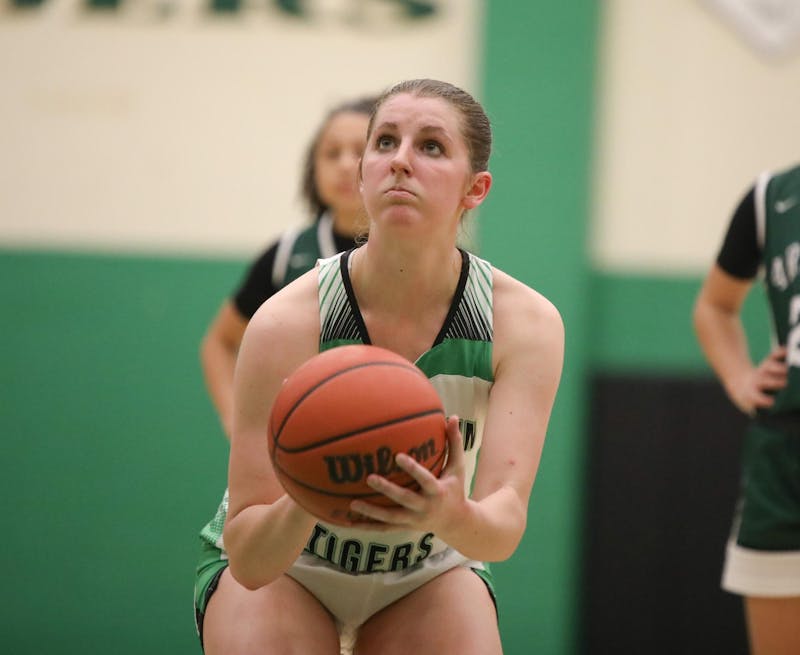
[2,1,798,653]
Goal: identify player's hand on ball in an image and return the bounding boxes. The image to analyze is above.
[349,415,467,532]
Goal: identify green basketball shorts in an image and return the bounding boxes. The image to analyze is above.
[723,418,800,596]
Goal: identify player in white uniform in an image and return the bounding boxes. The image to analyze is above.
[198,79,564,655]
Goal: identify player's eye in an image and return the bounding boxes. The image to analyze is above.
[376,134,395,151]
[422,140,443,156]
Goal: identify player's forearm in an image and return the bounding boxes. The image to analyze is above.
[693,299,754,395]
[200,334,237,439]
[439,486,527,562]
[224,495,316,590]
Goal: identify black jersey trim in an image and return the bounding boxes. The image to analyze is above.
[339,249,371,344]
[443,258,493,342]
[432,248,470,347]
[338,247,471,351]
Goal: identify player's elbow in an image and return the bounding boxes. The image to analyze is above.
[482,491,528,562]
[691,302,703,339]
[223,524,271,591]
[224,542,277,591]
[499,511,528,561]
[227,560,268,592]
[199,328,217,370]
[692,293,717,339]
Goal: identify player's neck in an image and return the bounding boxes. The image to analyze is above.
[350,240,461,314]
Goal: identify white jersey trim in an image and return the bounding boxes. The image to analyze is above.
[754,170,772,253]
[317,212,337,259]
[271,212,336,288]
[722,538,800,596]
[271,225,302,289]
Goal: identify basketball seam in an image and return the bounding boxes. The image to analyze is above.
[275,408,445,453]
[272,360,430,447]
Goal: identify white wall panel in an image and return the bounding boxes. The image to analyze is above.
[0,0,483,256]
[591,0,800,274]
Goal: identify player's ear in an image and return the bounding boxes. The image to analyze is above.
[463,171,492,210]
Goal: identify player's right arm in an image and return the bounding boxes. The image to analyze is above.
[223,271,320,590]
[200,244,283,440]
[200,301,248,440]
[693,265,787,415]
[693,186,787,415]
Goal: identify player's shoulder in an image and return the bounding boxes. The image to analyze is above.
[490,266,564,375]
[491,266,562,330]
[237,270,321,386]
[768,162,800,195]
[488,268,563,398]
[775,161,800,179]
[248,268,320,335]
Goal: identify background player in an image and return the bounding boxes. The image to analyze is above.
[200,95,376,439]
[694,162,800,655]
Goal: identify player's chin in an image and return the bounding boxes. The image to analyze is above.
[378,202,424,221]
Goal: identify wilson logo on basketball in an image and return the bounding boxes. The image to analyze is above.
[323,438,439,484]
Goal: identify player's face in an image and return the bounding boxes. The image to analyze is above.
[314,111,369,218]
[360,94,476,234]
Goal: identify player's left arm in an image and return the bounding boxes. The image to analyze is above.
[457,270,564,560]
[352,269,564,561]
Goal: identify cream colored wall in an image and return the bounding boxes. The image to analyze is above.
[0,0,482,257]
[591,0,800,274]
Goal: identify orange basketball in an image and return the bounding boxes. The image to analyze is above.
[268,344,448,526]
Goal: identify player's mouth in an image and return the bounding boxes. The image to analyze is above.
[384,185,416,200]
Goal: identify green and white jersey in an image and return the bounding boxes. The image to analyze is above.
[272,211,339,288]
[200,247,495,576]
[199,491,227,550]
[758,164,800,413]
[305,247,493,574]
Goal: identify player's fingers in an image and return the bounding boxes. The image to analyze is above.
[365,472,428,511]
[758,375,787,390]
[347,500,390,523]
[757,366,787,385]
[752,392,776,409]
[760,364,787,378]
[349,499,415,525]
[762,359,788,376]
[395,452,440,490]
[442,415,464,472]
[770,345,788,360]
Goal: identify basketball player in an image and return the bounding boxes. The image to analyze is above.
[200,95,376,440]
[195,79,565,655]
[694,162,800,655]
